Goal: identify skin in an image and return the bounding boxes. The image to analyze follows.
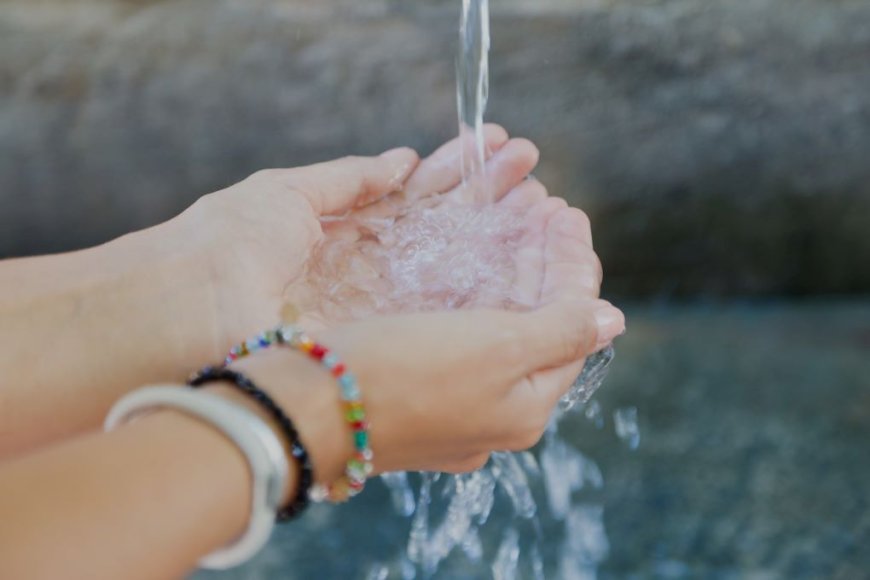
[0,125,625,578]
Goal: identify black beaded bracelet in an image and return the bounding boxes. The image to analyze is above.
[187,366,314,521]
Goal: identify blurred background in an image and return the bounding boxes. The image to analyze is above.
[2,0,868,578]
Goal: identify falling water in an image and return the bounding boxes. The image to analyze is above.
[382,2,626,577]
[456,0,491,195]
[287,1,633,576]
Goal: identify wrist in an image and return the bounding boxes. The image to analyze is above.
[94,219,224,367]
[228,349,352,486]
[199,383,300,507]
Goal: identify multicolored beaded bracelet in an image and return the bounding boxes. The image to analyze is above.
[224,325,374,503]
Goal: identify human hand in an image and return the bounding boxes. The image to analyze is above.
[233,199,624,479]
[284,125,581,326]
[320,192,623,474]
[167,124,537,355]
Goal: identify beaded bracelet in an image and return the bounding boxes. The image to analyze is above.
[187,367,314,521]
[224,325,374,503]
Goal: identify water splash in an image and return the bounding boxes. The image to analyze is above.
[406,471,497,575]
[380,471,416,517]
[279,0,632,576]
[388,396,623,578]
[584,399,605,430]
[561,346,617,412]
[614,407,641,451]
[559,505,610,579]
[540,431,604,520]
[365,563,390,580]
[492,528,520,580]
[490,452,536,519]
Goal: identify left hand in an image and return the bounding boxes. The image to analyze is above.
[166,124,537,354]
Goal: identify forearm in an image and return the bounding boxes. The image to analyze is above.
[0,406,257,580]
[0,354,347,580]
[0,222,221,456]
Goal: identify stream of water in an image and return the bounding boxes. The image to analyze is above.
[278,1,633,576]
[370,1,628,578]
[456,0,491,196]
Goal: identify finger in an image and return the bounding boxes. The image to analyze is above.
[550,205,593,248]
[539,207,602,303]
[456,138,540,203]
[259,148,420,216]
[355,136,538,222]
[530,359,587,408]
[510,299,623,376]
[495,358,585,448]
[510,197,568,307]
[499,178,548,209]
[404,124,510,199]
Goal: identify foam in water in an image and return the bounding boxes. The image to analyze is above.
[287,201,528,324]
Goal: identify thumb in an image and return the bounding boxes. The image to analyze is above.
[513,299,624,376]
[267,148,420,216]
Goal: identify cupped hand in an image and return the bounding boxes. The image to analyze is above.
[318,303,624,477]
[319,189,625,475]
[168,124,538,356]
[169,147,417,353]
[232,184,624,479]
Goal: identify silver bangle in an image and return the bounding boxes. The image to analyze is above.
[104,385,289,569]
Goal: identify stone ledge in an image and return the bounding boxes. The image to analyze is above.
[2,0,868,297]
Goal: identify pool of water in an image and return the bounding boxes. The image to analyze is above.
[195,300,870,579]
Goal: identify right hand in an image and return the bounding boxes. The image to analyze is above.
[320,300,624,476]
[232,192,624,480]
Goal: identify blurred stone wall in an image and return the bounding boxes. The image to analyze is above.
[2,0,869,298]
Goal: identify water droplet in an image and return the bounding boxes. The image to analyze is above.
[365,563,390,580]
[559,505,610,579]
[583,399,605,429]
[491,452,537,519]
[492,528,520,580]
[380,471,416,517]
[613,406,641,450]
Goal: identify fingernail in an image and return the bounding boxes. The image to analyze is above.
[593,303,625,350]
